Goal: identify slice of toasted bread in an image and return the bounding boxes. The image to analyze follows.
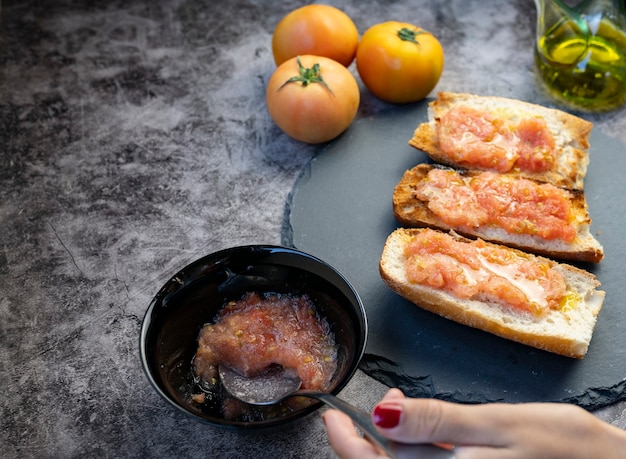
[409,92,593,190]
[393,164,604,263]
[379,228,605,358]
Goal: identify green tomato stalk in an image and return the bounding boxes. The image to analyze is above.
[278,57,334,94]
[397,27,428,45]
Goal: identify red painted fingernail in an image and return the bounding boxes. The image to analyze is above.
[373,404,402,428]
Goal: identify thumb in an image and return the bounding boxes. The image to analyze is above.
[372,397,503,447]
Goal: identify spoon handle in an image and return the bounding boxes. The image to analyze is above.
[299,391,455,459]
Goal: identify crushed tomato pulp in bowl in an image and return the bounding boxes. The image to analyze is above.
[140,245,367,430]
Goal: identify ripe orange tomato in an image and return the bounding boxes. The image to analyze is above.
[356,22,444,104]
[271,5,359,67]
[266,55,360,144]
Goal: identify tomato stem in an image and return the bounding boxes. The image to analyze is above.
[397,27,428,45]
[277,57,334,95]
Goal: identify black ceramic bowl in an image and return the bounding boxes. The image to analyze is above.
[140,245,367,430]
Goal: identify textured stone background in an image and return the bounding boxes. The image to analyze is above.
[1,0,625,457]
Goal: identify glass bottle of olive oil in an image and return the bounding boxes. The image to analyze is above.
[534,0,626,112]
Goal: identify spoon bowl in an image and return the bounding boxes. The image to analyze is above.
[217,364,304,405]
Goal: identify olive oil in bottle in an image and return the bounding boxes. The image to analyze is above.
[535,17,626,111]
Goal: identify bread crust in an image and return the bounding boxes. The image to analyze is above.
[393,164,604,263]
[379,228,605,358]
[409,92,593,190]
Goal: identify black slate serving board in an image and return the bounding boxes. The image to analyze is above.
[283,100,626,410]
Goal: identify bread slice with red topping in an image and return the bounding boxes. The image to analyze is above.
[379,228,605,358]
[410,92,593,190]
[393,163,604,263]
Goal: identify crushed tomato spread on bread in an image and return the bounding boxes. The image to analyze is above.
[403,230,567,316]
[414,168,577,242]
[437,105,556,173]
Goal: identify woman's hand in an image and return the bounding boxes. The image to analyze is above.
[322,388,626,459]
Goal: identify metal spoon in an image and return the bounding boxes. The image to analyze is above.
[219,365,455,459]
